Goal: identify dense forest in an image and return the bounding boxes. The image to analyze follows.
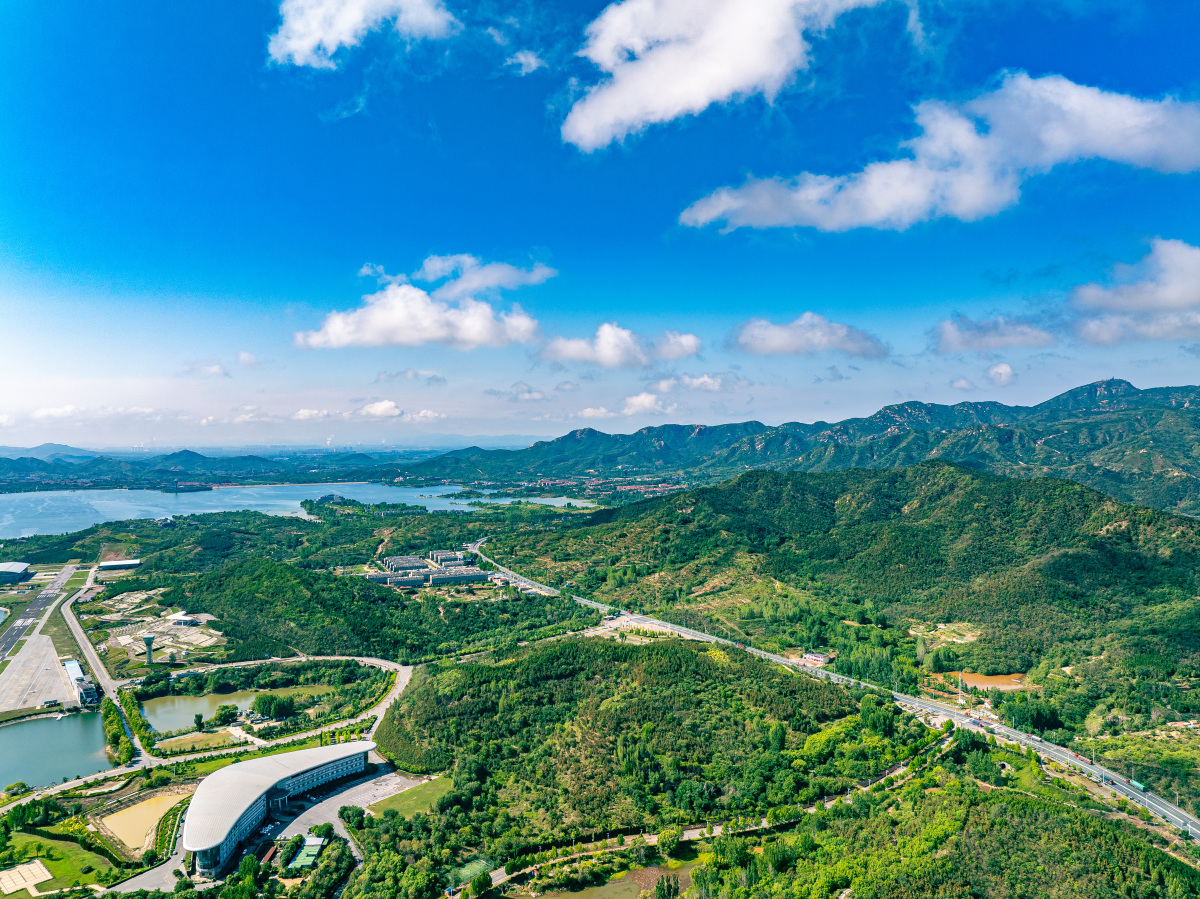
[493,462,1200,671]
[169,559,597,663]
[375,640,931,844]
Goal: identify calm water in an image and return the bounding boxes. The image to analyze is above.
[0,712,112,788]
[141,685,326,732]
[0,483,586,538]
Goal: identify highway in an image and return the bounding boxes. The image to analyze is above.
[471,541,1200,837]
[0,565,78,659]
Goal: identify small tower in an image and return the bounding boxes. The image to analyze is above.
[143,635,155,665]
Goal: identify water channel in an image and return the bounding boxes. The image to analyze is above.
[0,712,112,788]
[0,482,587,538]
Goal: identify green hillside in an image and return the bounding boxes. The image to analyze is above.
[167,559,597,662]
[374,639,929,841]
[494,461,1200,669]
[406,379,1200,514]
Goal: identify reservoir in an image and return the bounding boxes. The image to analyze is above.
[141,685,328,732]
[0,483,586,538]
[0,712,112,788]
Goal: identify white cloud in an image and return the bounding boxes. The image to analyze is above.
[1073,239,1200,344]
[544,323,649,368]
[404,409,445,423]
[507,50,546,75]
[555,381,580,392]
[622,392,675,416]
[735,312,887,358]
[376,368,446,385]
[543,323,701,368]
[933,314,1055,354]
[238,352,261,370]
[986,362,1015,386]
[485,381,546,402]
[186,361,230,378]
[359,400,402,418]
[33,405,83,420]
[680,373,722,391]
[654,330,702,360]
[293,408,333,420]
[269,0,457,69]
[0,414,13,427]
[650,378,678,393]
[682,72,1200,231]
[578,406,617,419]
[950,378,976,391]
[562,0,886,151]
[297,254,549,350]
[413,254,557,302]
[353,401,445,422]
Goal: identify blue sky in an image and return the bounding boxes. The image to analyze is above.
[1,0,1199,447]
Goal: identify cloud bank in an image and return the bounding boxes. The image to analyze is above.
[562,0,887,151]
[682,72,1200,231]
[543,323,701,368]
[270,0,457,68]
[736,311,887,358]
[1073,238,1200,344]
[296,254,551,350]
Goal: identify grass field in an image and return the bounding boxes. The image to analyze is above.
[155,729,242,753]
[184,734,324,778]
[368,777,453,818]
[39,602,90,664]
[6,832,114,896]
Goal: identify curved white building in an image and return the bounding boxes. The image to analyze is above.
[183,741,375,875]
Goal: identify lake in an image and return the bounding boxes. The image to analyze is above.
[0,712,112,788]
[141,685,328,732]
[0,483,587,538]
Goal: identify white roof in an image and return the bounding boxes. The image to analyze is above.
[98,559,141,568]
[0,562,29,574]
[182,742,375,852]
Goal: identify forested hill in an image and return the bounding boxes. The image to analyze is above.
[492,461,1200,672]
[408,379,1200,514]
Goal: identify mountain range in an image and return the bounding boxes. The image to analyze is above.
[407,379,1200,515]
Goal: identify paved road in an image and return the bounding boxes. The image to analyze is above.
[468,539,554,595]
[0,565,77,659]
[472,545,1200,838]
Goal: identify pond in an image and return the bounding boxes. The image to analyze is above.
[0,482,589,538]
[141,685,329,732]
[0,712,112,788]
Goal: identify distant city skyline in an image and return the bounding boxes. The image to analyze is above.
[2,1,1199,445]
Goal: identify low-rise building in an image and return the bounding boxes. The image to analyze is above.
[183,742,374,876]
[63,659,99,704]
[427,567,490,587]
[0,562,30,584]
[98,559,141,571]
[383,555,427,571]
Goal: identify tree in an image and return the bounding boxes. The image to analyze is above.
[470,872,491,897]
[656,826,681,858]
[194,713,204,732]
[213,705,239,727]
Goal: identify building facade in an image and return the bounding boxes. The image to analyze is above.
[183,742,374,876]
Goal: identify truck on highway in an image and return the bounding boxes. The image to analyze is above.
[1131,780,1148,792]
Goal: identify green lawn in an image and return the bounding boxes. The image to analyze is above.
[155,729,242,753]
[6,832,115,896]
[368,777,453,817]
[39,603,90,663]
